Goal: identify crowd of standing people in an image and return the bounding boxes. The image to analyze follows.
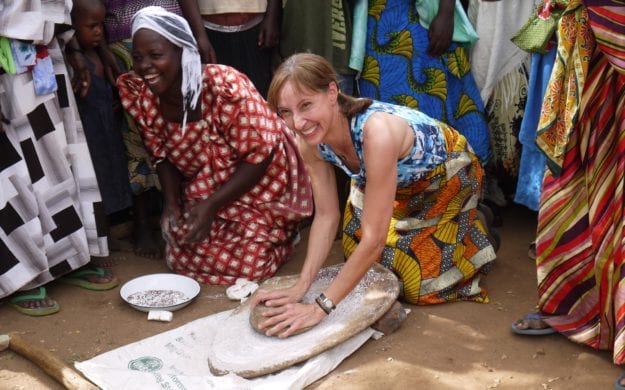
[1,0,625,387]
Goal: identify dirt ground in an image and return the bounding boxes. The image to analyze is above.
[0,204,622,389]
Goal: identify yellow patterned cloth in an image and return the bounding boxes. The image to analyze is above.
[535,0,595,174]
[342,125,496,305]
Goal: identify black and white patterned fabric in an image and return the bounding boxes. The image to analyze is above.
[0,0,108,298]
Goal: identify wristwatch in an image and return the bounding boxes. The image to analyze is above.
[315,293,336,315]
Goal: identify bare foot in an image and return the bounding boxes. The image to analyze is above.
[133,220,162,259]
[90,256,118,270]
[61,267,119,290]
[81,267,117,285]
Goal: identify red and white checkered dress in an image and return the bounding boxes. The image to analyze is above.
[118,65,313,285]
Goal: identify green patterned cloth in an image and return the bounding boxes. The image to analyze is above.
[511,0,569,54]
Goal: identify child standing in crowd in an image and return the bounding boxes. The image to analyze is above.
[71,0,133,237]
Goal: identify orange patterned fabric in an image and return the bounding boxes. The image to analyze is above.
[342,124,496,305]
[118,65,313,285]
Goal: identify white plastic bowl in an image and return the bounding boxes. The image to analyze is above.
[120,273,201,312]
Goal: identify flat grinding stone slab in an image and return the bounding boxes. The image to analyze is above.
[207,263,400,378]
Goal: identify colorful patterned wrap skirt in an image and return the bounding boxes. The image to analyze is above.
[342,125,496,305]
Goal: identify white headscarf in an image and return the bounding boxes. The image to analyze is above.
[131,6,202,133]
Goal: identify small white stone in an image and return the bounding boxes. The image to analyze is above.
[147,310,173,322]
[226,279,259,301]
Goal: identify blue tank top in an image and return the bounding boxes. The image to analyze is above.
[317,101,448,188]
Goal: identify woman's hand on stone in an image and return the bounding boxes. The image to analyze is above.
[251,282,308,309]
[256,302,326,338]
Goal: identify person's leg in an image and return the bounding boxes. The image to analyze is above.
[206,26,273,97]
[104,208,133,256]
[132,190,162,258]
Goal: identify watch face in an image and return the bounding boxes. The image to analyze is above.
[316,299,327,313]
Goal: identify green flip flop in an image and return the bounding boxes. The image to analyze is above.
[60,267,119,291]
[9,287,60,316]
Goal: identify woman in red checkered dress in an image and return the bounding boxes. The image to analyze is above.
[117,7,312,285]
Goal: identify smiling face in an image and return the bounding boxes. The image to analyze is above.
[276,80,339,145]
[73,3,105,49]
[131,29,183,99]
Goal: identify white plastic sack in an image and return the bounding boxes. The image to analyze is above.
[75,309,375,390]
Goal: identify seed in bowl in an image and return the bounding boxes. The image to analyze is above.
[126,289,188,307]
